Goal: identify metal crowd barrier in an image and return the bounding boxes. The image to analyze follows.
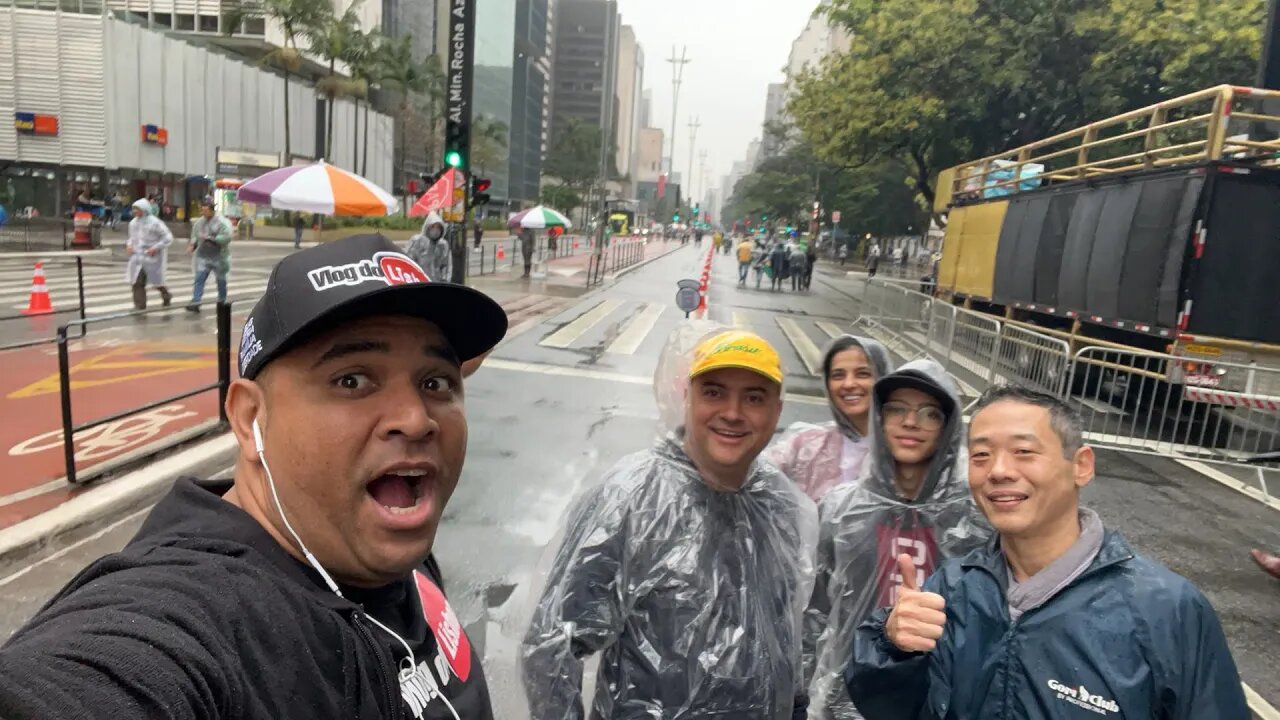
[1065,346,1280,470]
[55,301,234,484]
[853,277,1280,494]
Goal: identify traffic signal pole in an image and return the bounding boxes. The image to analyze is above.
[443,0,476,284]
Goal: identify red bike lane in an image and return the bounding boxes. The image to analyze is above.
[0,332,228,530]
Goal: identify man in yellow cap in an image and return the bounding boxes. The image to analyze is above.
[521,329,819,719]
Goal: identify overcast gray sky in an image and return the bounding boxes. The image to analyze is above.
[615,0,817,207]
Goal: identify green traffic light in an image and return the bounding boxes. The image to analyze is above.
[445,150,463,168]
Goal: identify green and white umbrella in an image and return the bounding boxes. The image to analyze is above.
[507,205,573,230]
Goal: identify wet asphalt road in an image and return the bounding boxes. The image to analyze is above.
[0,241,1277,717]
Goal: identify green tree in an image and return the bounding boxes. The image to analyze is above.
[223,0,330,162]
[471,115,509,176]
[544,118,603,223]
[377,34,434,212]
[789,0,1265,224]
[307,0,367,163]
[540,184,583,217]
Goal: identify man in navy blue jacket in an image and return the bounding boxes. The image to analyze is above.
[847,385,1250,720]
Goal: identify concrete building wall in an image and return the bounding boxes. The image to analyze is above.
[0,8,392,187]
[635,127,664,183]
[614,25,642,184]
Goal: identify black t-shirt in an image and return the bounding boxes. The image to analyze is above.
[344,558,494,720]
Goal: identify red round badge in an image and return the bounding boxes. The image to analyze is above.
[376,252,429,285]
[413,570,472,682]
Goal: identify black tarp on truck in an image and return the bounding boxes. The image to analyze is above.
[988,162,1280,344]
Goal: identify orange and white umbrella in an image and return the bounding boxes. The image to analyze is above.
[237,160,396,216]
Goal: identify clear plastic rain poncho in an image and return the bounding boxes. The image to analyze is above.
[519,323,820,720]
[805,359,992,720]
[765,336,895,503]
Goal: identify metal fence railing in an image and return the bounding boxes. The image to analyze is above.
[0,256,88,351]
[0,217,101,252]
[54,301,234,484]
[585,238,647,289]
[851,276,1280,496]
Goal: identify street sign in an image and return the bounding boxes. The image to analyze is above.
[443,0,477,174]
[832,210,842,223]
[676,279,701,315]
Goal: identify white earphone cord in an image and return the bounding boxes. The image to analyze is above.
[255,427,452,714]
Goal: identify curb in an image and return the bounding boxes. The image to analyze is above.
[0,434,237,576]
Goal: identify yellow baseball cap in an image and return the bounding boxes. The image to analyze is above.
[689,330,784,385]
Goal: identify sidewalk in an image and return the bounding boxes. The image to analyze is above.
[472,238,684,296]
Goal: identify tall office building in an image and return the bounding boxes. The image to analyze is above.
[509,0,553,205]
[549,0,619,147]
[761,82,788,157]
[473,0,516,202]
[613,25,643,193]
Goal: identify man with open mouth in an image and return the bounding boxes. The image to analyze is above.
[520,328,819,719]
[847,385,1248,719]
[0,234,507,719]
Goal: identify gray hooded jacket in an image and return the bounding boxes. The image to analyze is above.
[804,359,991,720]
[766,336,894,502]
[519,436,819,720]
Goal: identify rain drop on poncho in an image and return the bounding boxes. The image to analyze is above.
[519,324,820,719]
[805,359,991,720]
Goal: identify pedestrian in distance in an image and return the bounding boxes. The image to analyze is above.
[805,241,818,290]
[790,242,809,292]
[765,336,895,503]
[293,212,305,249]
[0,234,507,719]
[754,241,768,289]
[126,197,173,309]
[185,197,233,312]
[408,212,452,284]
[737,235,755,285]
[770,241,789,291]
[866,242,880,278]
[803,359,991,720]
[847,385,1249,720]
[520,328,818,720]
[519,228,537,278]
[838,243,849,267]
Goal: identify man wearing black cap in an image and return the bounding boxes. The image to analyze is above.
[0,234,506,719]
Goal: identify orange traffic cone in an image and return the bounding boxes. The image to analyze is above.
[496,245,506,260]
[21,262,53,315]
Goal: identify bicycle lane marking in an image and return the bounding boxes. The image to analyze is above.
[1,340,224,496]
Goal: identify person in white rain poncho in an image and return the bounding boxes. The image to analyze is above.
[804,359,991,720]
[405,212,453,282]
[765,336,894,503]
[520,326,819,720]
[126,197,174,309]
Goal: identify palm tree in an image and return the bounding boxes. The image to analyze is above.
[471,115,509,177]
[223,0,329,162]
[350,30,383,176]
[377,35,433,212]
[307,0,366,163]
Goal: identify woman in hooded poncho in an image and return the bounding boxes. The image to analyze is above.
[765,336,894,503]
[804,359,991,720]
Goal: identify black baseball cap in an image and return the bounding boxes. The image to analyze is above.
[238,233,507,379]
[874,371,957,420]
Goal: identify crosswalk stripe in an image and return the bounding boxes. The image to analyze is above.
[816,321,844,339]
[732,312,750,329]
[7,277,270,310]
[540,298,625,349]
[605,303,664,355]
[776,317,823,376]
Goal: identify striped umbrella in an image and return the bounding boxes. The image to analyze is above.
[507,205,573,230]
[236,160,396,216]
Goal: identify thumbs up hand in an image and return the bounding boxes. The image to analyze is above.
[885,553,948,653]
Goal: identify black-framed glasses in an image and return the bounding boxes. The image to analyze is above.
[882,401,945,430]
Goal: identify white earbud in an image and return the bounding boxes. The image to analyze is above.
[252,417,265,454]
[248,414,422,678]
